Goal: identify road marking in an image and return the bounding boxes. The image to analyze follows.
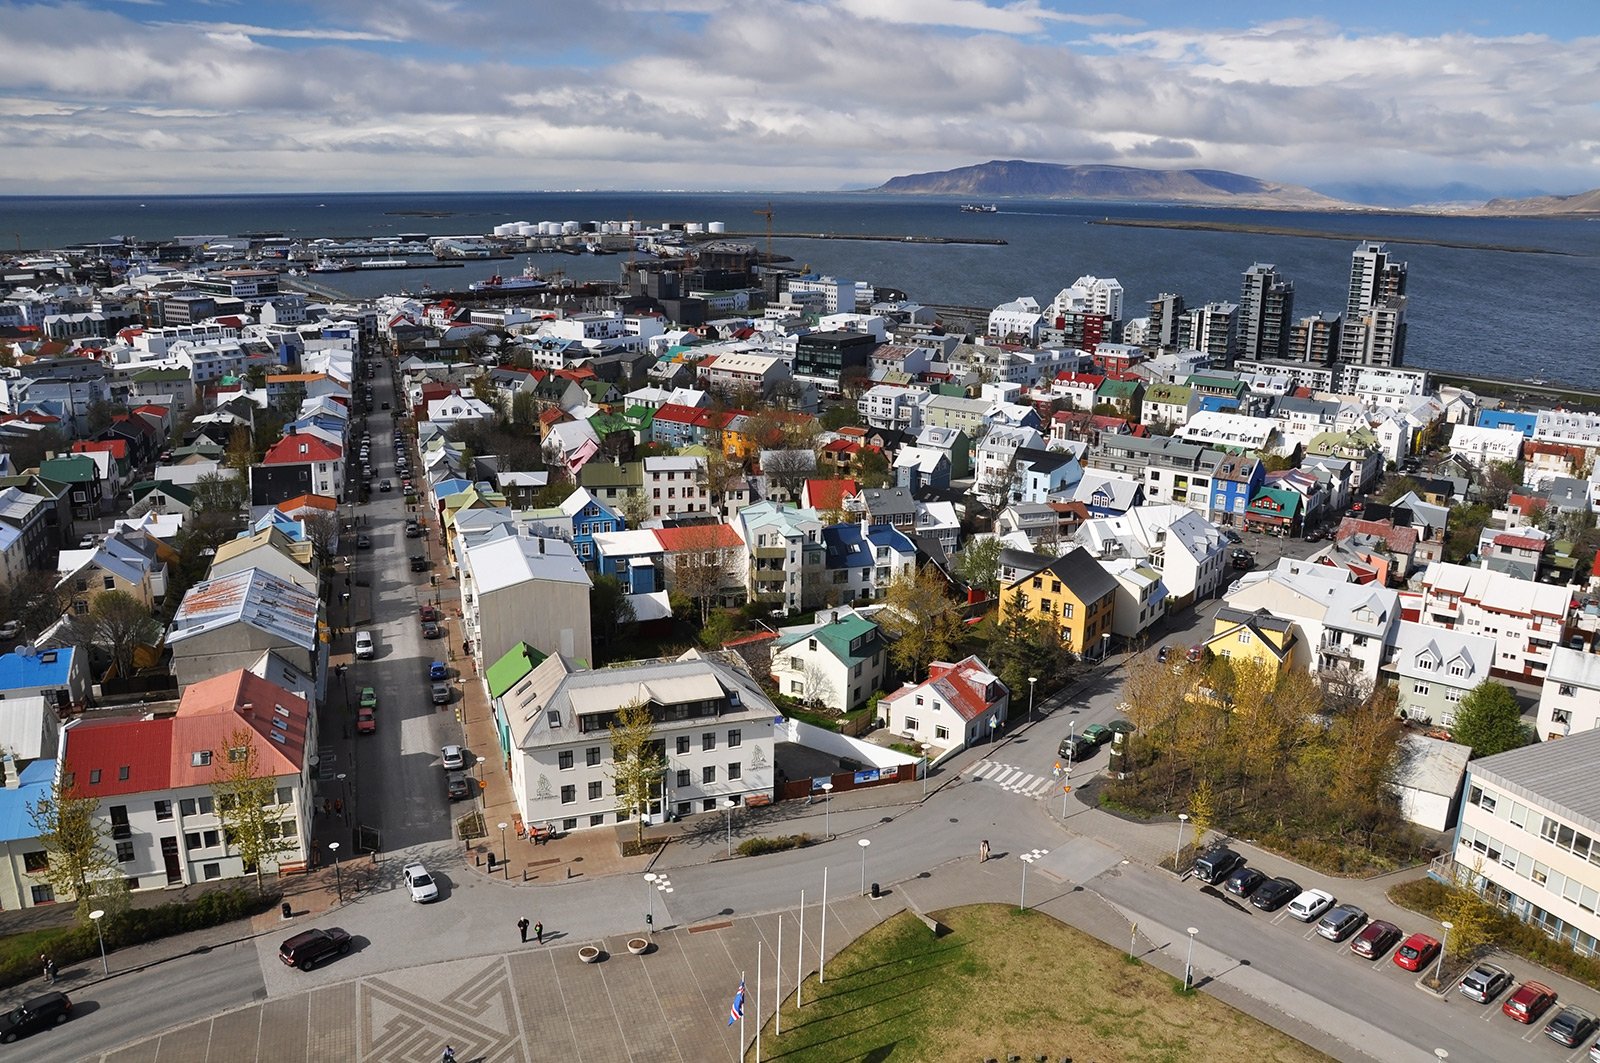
[966,760,1055,798]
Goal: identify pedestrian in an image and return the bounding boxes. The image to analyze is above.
[979,839,989,863]
[46,957,56,983]
[534,920,543,945]
[517,917,529,943]
[442,1046,456,1063]
[323,798,333,817]
[334,798,344,817]
[40,954,50,983]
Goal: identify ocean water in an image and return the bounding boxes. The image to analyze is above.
[4,191,1596,386]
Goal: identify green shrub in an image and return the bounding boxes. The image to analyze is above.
[0,886,277,989]
[737,834,814,857]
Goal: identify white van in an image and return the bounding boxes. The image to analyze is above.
[354,631,375,659]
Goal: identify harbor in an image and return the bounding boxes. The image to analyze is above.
[703,230,1007,246]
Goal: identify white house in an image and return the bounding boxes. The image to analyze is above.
[1418,561,1570,682]
[882,656,1010,752]
[769,610,888,712]
[1448,423,1525,466]
[987,297,1043,343]
[502,649,779,832]
[1537,647,1600,741]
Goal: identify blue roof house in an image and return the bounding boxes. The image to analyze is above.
[0,645,89,711]
[0,758,56,909]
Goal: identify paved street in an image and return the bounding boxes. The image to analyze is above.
[3,383,1587,1061]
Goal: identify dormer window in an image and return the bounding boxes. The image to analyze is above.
[191,751,212,767]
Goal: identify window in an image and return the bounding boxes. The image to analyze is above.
[905,716,919,731]
[1238,632,1252,645]
[728,729,741,748]
[1062,603,1074,619]
[586,747,601,767]
[676,735,691,755]
[562,817,578,831]
[89,769,101,785]
[116,841,135,863]
[702,733,716,751]
[588,781,603,801]
[30,884,53,905]
[154,800,172,821]
[703,766,716,784]
[560,785,576,804]
[676,802,691,817]
[118,766,130,781]
[677,769,691,788]
[590,814,606,827]
[558,750,574,770]
[1561,684,1577,697]
[935,725,949,740]
[702,798,717,812]
[191,751,212,767]
[276,786,293,806]
[728,762,742,780]
[22,851,47,873]
[203,863,221,881]
[1413,682,1430,696]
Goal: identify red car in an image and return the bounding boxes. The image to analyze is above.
[1349,919,1402,959]
[356,707,376,734]
[1502,980,1557,1024]
[419,604,440,622]
[1392,933,1440,972]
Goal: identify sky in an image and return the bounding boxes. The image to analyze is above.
[0,0,1597,198]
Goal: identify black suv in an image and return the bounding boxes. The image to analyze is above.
[279,927,352,970]
[0,992,71,1043]
[410,555,429,572]
[1057,734,1096,763]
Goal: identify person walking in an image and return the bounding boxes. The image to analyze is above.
[979,839,990,863]
[40,954,52,984]
[534,920,543,945]
[517,917,529,943]
[441,1046,456,1063]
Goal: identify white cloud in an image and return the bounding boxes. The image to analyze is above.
[0,1,1595,194]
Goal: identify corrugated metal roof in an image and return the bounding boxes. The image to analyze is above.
[1471,727,1600,839]
[167,567,320,650]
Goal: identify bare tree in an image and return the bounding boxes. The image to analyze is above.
[667,526,735,625]
[62,590,161,680]
[211,727,296,891]
[762,449,814,502]
[29,773,127,921]
[607,699,664,847]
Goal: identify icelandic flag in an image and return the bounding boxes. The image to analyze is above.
[727,978,746,1026]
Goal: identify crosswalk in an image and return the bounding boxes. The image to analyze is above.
[965,759,1064,799]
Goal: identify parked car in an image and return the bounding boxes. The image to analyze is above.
[1222,528,1243,544]
[1503,980,1558,1024]
[446,772,472,800]
[1192,846,1242,885]
[1287,888,1335,922]
[356,533,371,549]
[1349,919,1401,959]
[406,524,425,538]
[0,991,71,1043]
[1223,866,1265,898]
[410,554,429,571]
[419,604,440,622]
[1545,1006,1598,1047]
[1392,933,1440,972]
[429,660,448,680]
[354,631,375,659]
[431,681,451,705]
[379,479,392,492]
[381,401,391,409]
[403,862,439,903]
[1057,734,1096,762]
[356,706,376,734]
[440,744,465,770]
[1317,904,1367,941]
[359,686,378,712]
[278,927,352,970]
[1230,548,1253,570]
[1459,961,1513,1003]
[422,620,442,639]
[0,620,19,640]
[1080,723,1113,747]
[1250,877,1299,912]
[1156,645,1171,663]
[1186,645,1205,663]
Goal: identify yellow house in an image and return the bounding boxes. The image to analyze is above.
[1201,606,1300,677]
[998,547,1117,655]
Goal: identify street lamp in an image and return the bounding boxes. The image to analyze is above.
[989,716,998,745]
[336,773,347,822]
[1028,676,1037,721]
[919,744,930,798]
[821,782,834,840]
[498,821,509,868]
[476,754,485,783]
[1436,920,1453,985]
[1019,848,1048,911]
[1101,631,1111,662]
[1175,812,1189,870]
[643,871,672,933]
[328,842,342,904]
[1185,926,1199,989]
[89,909,107,975]
[725,797,738,857]
[858,838,871,896]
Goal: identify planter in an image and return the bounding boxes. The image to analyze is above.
[627,938,649,956]
[578,946,602,964]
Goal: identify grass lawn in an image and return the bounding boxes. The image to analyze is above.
[756,904,1331,1063]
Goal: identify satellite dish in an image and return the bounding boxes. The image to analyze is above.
[19,645,36,657]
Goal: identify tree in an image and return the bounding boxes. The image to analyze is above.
[300,509,341,572]
[619,490,651,527]
[1437,862,1497,960]
[211,727,295,891]
[878,564,964,678]
[29,773,126,921]
[510,391,537,429]
[607,699,664,846]
[1451,681,1532,758]
[820,405,861,432]
[63,590,161,680]
[853,447,892,489]
[703,450,745,513]
[958,536,1003,596]
[762,449,814,502]
[667,526,734,625]
[5,426,65,473]
[1187,777,1217,840]
[1479,459,1520,511]
[589,575,637,662]
[223,425,254,472]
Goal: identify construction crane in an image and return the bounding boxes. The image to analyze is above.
[752,202,775,267]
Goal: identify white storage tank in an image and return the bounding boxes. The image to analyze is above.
[561,221,581,234]
[707,221,726,234]
[685,222,705,234]
[492,223,515,237]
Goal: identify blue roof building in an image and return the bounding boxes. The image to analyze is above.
[0,758,55,908]
[1477,409,1538,438]
[821,521,916,601]
[0,645,87,710]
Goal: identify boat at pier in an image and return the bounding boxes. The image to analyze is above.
[468,264,547,291]
[960,203,998,213]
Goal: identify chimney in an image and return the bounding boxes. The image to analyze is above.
[1,752,15,790]
[538,538,545,555]
[241,701,254,718]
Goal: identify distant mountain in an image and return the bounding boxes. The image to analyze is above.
[1470,188,1600,216]
[1311,180,1534,210]
[870,160,1354,210]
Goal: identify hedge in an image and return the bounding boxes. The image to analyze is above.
[0,886,278,989]
[737,834,814,857]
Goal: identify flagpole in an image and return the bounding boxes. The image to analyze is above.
[820,866,828,985]
[756,951,763,1062]
[739,967,746,1057]
[796,889,804,1008]
[776,916,783,1037]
